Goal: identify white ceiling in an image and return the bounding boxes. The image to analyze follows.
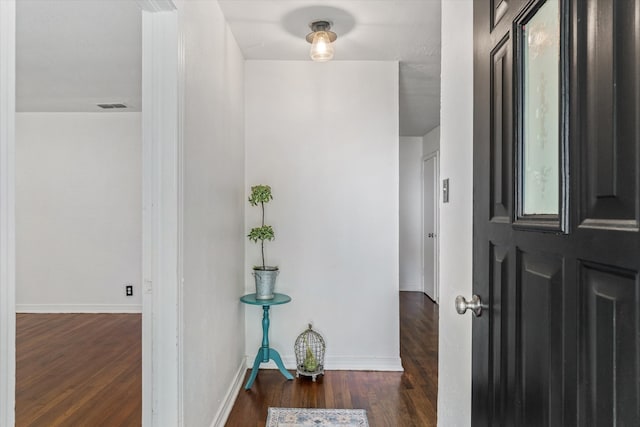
[16,0,142,113]
[16,0,441,136]
[218,0,441,136]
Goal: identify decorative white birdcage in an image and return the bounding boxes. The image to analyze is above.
[294,324,326,381]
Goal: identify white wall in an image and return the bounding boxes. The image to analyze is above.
[15,112,141,312]
[399,136,423,291]
[423,125,440,156]
[245,61,401,371]
[178,1,246,426]
[437,1,473,426]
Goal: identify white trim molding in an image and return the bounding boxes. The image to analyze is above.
[208,360,246,427]
[0,1,16,425]
[16,304,143,314]
[324,356,404,371]
[141,5,183,426]
[247,355,404,372]
[136,0,176,12]
[176,14,186,427]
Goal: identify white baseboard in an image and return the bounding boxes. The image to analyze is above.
[324,356,404,371]
[245,355,404,372]
[16,304,142,313]
[399,283,423,292]
[209,358,247,427]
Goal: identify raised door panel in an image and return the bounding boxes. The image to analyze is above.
[490,35,512,223]
[492,0,509,29]
[516,251,564,427]
[578,263,640,425]
[579,0,640,230]
[488,244,510,426]
[491,0,528,33]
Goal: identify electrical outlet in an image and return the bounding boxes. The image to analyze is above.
[125,285,133,296]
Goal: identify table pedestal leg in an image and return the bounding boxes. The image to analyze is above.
[244,348,295,390]
[269,348,294,380]
[244,305,294,390]
[244,351,263,390]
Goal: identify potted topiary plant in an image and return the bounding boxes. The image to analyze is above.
[248,185,278,299]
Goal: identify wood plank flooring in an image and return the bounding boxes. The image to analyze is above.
[14,292,436,426]
[15,313,141,427]
[226,291,439,427]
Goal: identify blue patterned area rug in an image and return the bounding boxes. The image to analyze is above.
[266,408,369,427]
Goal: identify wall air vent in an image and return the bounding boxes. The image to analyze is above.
[97,103,128,109]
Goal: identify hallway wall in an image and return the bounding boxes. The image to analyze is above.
[423,126,440,156]
[437,1,474,425]
[245,60,401,370]
[400,136,423,291]
[178,1,246,426]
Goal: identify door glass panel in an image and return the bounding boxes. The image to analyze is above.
[521,0,560,215]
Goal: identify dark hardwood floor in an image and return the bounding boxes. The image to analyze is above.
[226,291,439,427]
[16,313,141,427]
[14,292,436,426]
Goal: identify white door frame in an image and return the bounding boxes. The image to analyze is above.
[422,151,440,303]
[0,1,17,425]
[139,1,183,425]
[0,1,184,425]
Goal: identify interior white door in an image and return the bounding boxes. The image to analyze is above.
[423,155,437,301]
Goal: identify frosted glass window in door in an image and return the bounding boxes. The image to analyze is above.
[522,0,560,215]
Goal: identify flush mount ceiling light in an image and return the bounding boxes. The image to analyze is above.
[306,20,337,62]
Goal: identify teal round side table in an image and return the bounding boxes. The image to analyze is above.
[240,293,294,389]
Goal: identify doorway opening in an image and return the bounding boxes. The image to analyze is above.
[422,151,439,303]
[1,1,182,425]
[398,129,441,423]
[14,1,143,422]
[399,133,440,299]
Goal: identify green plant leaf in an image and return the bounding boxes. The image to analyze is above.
[248,184,274,268]
[247,225,275,242]
[248,185,273,206]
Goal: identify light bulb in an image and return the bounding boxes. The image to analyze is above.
[310,31,334,62]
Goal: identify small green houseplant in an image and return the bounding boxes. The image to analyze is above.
[248,185,278,299]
